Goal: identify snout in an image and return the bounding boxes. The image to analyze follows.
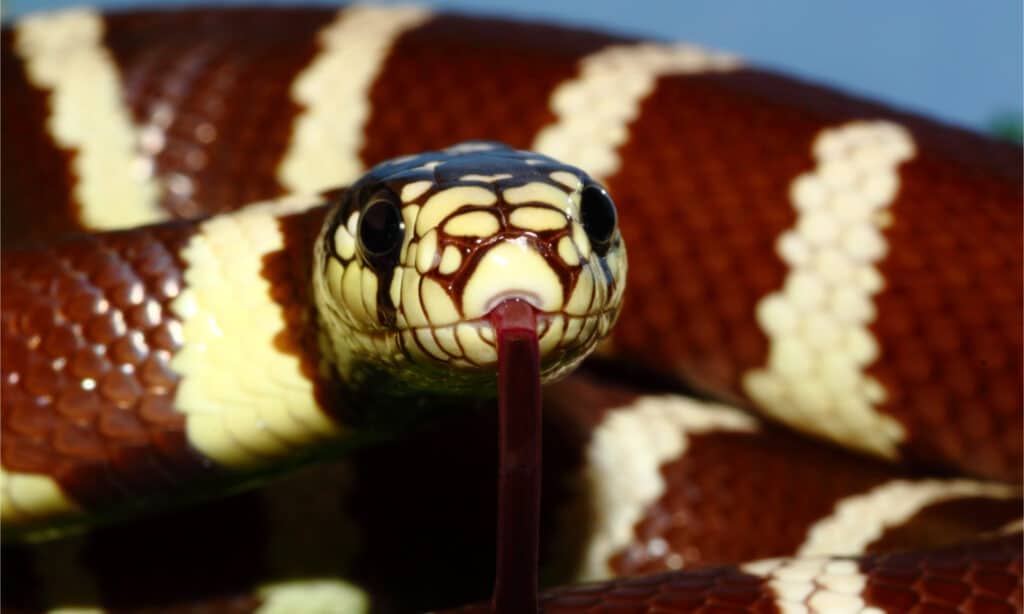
[462,237,564,320]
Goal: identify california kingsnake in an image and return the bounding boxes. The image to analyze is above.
[2,5,1021,612]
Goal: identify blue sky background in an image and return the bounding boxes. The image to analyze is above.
[6,0,1022,135]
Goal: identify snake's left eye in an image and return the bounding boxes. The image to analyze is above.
[581,185,617,255]
[358,192,404,263]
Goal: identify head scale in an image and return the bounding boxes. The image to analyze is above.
[313,142,627,395]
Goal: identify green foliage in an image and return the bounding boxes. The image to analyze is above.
[989,111,1023,143]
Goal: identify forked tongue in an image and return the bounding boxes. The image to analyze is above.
[489,298,541,613]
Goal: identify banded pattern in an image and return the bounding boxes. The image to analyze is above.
[1,4,1021,613]
[4,373,1020,612]
[5,5,1018,479]
[543,375,1022,583]
[18,530,1021,614]
[532,42,741,180]
[580,394,759,580]
[170,195,342,469]
[2,219,211,524]
[599,71,1022,480]
[743,120,914,460]
[0,195,353,532]
[13,9,165,230]
[278,5,432,193]
[520,533,1021,613]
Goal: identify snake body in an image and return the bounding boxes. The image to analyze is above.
[1,5,1021,613]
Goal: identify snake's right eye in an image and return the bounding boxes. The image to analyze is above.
[358,193,404,263]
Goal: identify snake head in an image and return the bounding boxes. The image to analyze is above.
[314,142,627,395]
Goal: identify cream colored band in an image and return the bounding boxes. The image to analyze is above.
[14,9,166,230]
[533,42,741,182]
[580,395,759,581]
[278,5,433,193]
[797,478,1020,557]
[256,580,368,614]
[0,469,79,525]
[170,195,342,468]
[743,557,881,614]
[742,121,915,458]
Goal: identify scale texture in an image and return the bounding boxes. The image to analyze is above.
[0,5,1020,613]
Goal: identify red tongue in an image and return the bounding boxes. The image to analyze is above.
[489,299,541,613]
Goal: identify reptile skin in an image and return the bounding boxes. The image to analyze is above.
[1,6,1021,613]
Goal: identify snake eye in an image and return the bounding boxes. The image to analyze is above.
[358,192,404,263]
[581,185,617,255]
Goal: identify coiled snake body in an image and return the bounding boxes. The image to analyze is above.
[1,6,1021,613]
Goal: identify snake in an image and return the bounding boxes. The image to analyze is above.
[1,5,1021,613]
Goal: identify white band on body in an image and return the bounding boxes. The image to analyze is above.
[15,9,166,230]
[533,42,740,182]
[278,5,433,193]
[743,121,915,458]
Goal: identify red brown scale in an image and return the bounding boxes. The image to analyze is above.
[360,15,623,166]
[602,69,1023,480]
[446,565,785,613]
[543,373,1024,580]
[1,8,1010,482]
[0,5,1020,610]
[265,202,343,416]
[603,71,817,406]
[0,29,81,245]
[102,8,336,219]
[868,497,1024,554]
[6,528,1015,614]
[860,532,1023,613]
[0,10,628,238]
[611,427,894,576]
[614,432,1024,577]
[441,534,1023,613]
[1,9,627,241]
[1,222,216,513]
[869,135,1022,481]
[1,368,1020,612]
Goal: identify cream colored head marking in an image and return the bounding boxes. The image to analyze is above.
[313,142,627,393]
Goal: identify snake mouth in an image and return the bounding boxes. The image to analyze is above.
[400,308,617,335]
[393,306,617,371]
[482,291,544,316]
